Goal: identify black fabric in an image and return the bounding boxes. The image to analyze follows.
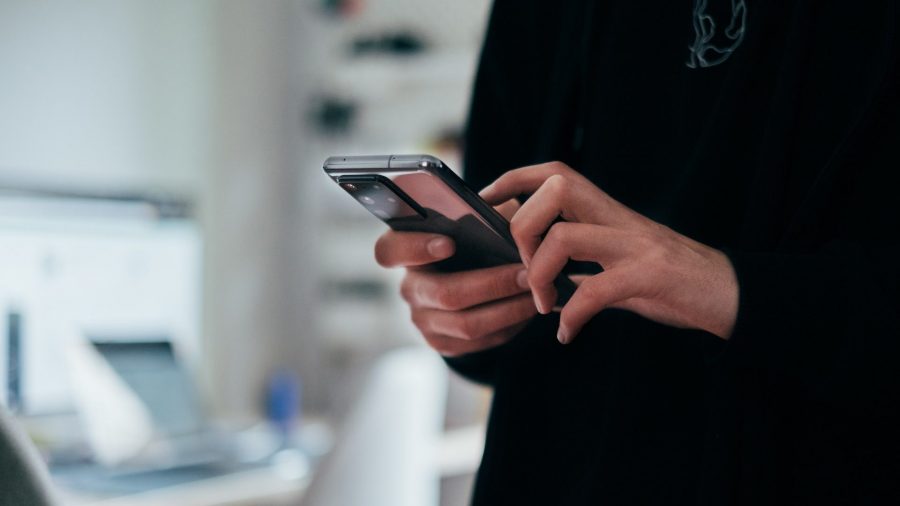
[448,1,900,504]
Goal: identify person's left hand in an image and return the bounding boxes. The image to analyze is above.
[479,162,739,344]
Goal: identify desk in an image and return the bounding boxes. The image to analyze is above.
[57,464,309,506]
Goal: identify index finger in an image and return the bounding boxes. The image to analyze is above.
[527,222,635,313]
[478,161,581,204]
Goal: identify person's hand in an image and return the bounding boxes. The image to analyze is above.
[374,201,537,357]
[480,162,739,344]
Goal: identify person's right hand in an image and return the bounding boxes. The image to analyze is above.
[375,209,537,357]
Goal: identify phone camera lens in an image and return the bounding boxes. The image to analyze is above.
[360,195,375,205]
[386,197,397,204]
[343,183,357,191]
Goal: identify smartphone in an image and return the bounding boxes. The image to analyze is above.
[323,154,575,306]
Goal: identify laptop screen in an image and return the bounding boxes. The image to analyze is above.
[90,340,205,437]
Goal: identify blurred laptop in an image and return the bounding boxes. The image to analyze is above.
[53,338,279,494]
[88,340,228,467]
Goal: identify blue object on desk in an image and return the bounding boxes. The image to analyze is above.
[266,369,300,445]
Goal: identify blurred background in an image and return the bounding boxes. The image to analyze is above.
[0,0,493,504]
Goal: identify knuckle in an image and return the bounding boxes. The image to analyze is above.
[500,168,515,178]
[637,235,671,269]
[646,243,669,266]
[399,273,416,303]
[500,267,521,295]
[509,214,527,239]
[546,222,571,244]
[495,169,516,185]
[544,174,569,197]
[635,231,660,251]
[432,282,460,310]
[526,267,544,288]
[548,161,571,175]
[409,310,429,333]
[456,317,480,341]
[410,309,434,335]
[544,174,574,206]
[484,271,512,301]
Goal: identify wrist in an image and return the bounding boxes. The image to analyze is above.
[702,248,739,339]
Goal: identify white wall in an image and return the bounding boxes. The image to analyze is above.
[202,0,322,418]
[0,0,213,192]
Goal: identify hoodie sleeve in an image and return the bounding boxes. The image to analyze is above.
[724,33,900,408]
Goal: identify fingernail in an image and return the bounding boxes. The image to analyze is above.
[478,183,494,197]
[557,326,569,344]
[516,269,530,290]
[532,292,548,315]
[427,237,454,258]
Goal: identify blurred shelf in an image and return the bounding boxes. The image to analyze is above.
[327,50,479,100]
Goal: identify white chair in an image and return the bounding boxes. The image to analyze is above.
[302,347,448,506]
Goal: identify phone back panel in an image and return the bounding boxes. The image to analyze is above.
[324,155,520,272]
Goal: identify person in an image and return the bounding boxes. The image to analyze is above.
[375,1,900,504]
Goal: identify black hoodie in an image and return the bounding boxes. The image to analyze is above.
[449,1,900,504]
